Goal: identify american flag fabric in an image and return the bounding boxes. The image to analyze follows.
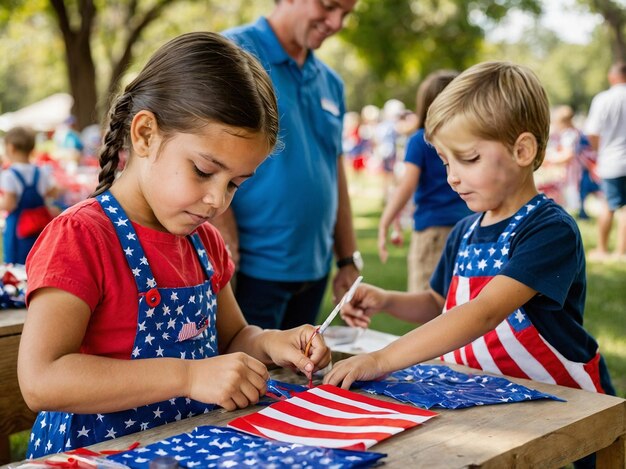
[355,364,563,409]
[229,384,437,450]
[177,317,209,342]
[108,425,386,468]
[441,195,604,393]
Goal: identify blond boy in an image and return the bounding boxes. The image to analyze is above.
[325,62,614,398]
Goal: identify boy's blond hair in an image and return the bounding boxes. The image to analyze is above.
[424,61,550,170]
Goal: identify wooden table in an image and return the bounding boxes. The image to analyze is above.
[2,321,624,468]
[0,308,35,465]
[75,361,625,468]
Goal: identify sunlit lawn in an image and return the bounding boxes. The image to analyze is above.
[9,170,626,461]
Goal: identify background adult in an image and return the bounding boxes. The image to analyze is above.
[378,70,471,293]
[215,0,361,329]
[545,105,599,218]
[584,62,626,260]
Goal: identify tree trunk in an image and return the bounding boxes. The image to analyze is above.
[607,17,626,61]
[50,0,98,130]
[65,39,99,130]
[589,0,626,62]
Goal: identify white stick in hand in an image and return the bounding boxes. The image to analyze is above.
[318,275,363,335]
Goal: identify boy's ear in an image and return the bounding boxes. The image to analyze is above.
[130,110,158,158]
[513,132,537,168]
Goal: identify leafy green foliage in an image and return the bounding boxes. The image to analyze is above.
[332,0,540,109]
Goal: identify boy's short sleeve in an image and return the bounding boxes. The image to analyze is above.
[500,211,582,307]
[429,206,583,308]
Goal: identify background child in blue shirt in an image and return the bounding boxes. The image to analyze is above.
[378,70,471,292]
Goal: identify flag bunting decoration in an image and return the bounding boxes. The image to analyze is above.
[229,384,437,451]
[107,425,386,469]
[353,364,565,409]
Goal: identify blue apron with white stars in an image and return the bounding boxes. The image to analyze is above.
[28,191,219,458]
[440,194,603,393]
[4,167,45,264]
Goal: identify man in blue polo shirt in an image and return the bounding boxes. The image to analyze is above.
[213,0,361,329]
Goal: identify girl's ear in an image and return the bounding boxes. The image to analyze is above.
[130,110,158,158]
[513,132,538,168]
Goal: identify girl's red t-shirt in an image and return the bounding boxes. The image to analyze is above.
[26,198,234,359]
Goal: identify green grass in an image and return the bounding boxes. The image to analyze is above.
[9,173,626,461]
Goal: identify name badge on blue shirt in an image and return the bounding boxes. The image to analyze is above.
[321,97,340,116]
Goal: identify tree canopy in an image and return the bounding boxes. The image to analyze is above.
[0,0,622,127]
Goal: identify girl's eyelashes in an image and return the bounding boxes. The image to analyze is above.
[193,162,244,190]
[194,165,213,179]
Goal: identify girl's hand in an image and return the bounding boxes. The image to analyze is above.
[323,353,386,389]
[186,352,269,411]
[341,283,387,328]
[264,326,332,379]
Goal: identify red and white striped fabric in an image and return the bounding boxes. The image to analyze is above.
[438,197,605,394]
[441,275,604,393]
[229,384,437,450]
[177,318,208,342]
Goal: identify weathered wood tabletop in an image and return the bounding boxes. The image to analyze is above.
[79,360,625,469]
[2,320,624,468]
[0,308,34,465]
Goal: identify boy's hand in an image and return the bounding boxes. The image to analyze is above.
[263,326,332,379]
[186,352,269,411]
[341,283,387,328]
[323,353,386,389]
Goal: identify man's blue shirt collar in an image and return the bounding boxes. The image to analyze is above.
[253,17,320,79]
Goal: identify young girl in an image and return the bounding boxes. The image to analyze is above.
[18,32,330,458]
[378,70,471,292]
[0,126,57,264]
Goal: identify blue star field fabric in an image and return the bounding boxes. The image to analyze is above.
[108,425,386,468]
[353,364,564,409]
[28,191,220,458]
[263,380,308,402]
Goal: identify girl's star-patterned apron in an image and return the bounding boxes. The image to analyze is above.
[440,194,604,393]
[28,191,219,458]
